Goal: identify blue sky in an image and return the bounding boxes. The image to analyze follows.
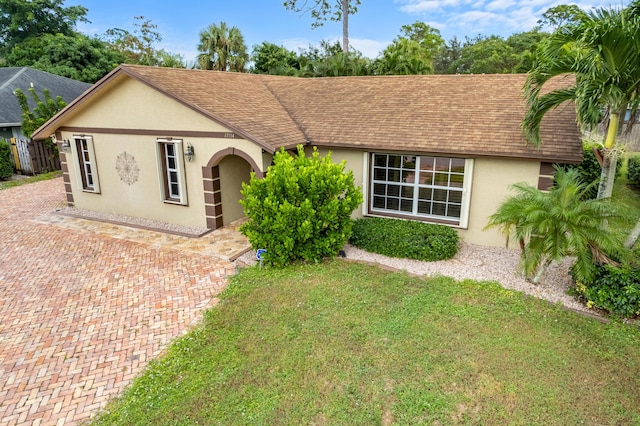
[73,0,628,62]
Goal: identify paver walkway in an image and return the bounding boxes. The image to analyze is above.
[0,177,245,425]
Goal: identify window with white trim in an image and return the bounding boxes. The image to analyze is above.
[73,136,100,193]
[370,153,473,227]
[156,139,188,205]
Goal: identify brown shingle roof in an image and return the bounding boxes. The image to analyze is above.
[33,65,582,162]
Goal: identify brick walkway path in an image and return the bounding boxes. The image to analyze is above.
[0,178,237,425]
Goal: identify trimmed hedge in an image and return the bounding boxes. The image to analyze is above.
[0,140,14,180]
[350,217,459,261]
[572,264,640,318]
[628,155,640,185]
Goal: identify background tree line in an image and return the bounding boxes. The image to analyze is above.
[0,0,586,82]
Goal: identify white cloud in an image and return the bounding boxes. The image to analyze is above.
[397,0,461,13]
[350,38,390,58]
[486,0,517,11]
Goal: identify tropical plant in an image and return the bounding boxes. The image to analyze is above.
[196,22,248,72]
[14,87,66,138]
[239,146,362,267]
[486,168,629,284]
[374,38,434,75]
[522,4,640,200]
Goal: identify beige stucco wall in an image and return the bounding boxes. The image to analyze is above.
[60,76,265,229]
[460,158,539,247]
[219,155,252,225]
[312,149,540,248]
[307,146,366,218]
[59,76,541,245]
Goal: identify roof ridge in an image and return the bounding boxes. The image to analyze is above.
[261,76,311,146]
[0,67,27,92]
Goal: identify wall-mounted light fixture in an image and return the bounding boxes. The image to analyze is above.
[61,139,71,152]
[184,142,195,162]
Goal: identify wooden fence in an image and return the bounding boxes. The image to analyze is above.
[585,123,640,153]
[2,137,61,175]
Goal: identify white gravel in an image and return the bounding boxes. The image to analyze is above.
[56,206,210,236]
[237,242,596,317]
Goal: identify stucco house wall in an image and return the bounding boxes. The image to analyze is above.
[58,77,264,228]
[34,65,583,248]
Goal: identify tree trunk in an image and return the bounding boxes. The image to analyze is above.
[596,112,620,199]
[342,0,349,53]
[531,259,551,284]
[596,154,618,199]
[625,219,640,249]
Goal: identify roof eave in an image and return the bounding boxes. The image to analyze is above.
[31,65,125,140]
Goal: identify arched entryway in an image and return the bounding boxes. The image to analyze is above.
[202,148,263,229]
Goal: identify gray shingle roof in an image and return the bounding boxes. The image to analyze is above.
[33,65,583,163]
[0,67,91,126]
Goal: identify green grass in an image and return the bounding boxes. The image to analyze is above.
[612,157,640,253]
[0,171,62,190]
[91,261,640,425]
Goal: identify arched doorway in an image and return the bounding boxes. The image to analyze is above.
[202,148,263,229]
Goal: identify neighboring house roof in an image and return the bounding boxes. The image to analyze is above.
[33,64,583,163]
[0,67,91,127]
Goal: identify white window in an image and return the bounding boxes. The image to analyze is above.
[73,136,100,193]
[369,153,473,227]
[156,139,188,205]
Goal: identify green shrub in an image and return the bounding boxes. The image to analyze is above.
[350,217,459,261]
[240,145,363,267]
[558,141,621,199]
[628,155,640,185]
[572,264,640,318]
[0,140,14,180]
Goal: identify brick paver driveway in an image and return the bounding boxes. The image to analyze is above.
[0,178,236,425]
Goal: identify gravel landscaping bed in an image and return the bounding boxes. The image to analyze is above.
[237,242,595,317]
[56,206,211,237]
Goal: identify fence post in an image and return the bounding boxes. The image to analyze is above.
[9,138,22,174]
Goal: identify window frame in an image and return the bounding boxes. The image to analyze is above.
[156,139,188,205]
[72,135,100,193]
[368,153,473,228]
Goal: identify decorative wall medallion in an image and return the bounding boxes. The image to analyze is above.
[115,152,139,185]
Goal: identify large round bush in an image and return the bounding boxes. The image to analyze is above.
[240,145,362,267]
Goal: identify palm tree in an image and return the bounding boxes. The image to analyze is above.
[486,169,628,284]
[522,5,640,200]
[196,22,248,72]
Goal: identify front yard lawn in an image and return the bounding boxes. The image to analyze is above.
[92,261,640,425]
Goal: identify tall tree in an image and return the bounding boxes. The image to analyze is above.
[0,0,88,57]
[103,16,161,66]
[375,38,433,75]
[296,40,371,77]
[251,42,300,75]
[538,4,586,31]
[197,22,248,72]
[399,21,445,54]
[522,5,640,200]
[283,0,361,53]
[5,33,125,83]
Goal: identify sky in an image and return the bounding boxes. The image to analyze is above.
[72,0,629,62]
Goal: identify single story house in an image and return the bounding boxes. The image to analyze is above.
[0,67,91,139]
[32,64,582,247]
